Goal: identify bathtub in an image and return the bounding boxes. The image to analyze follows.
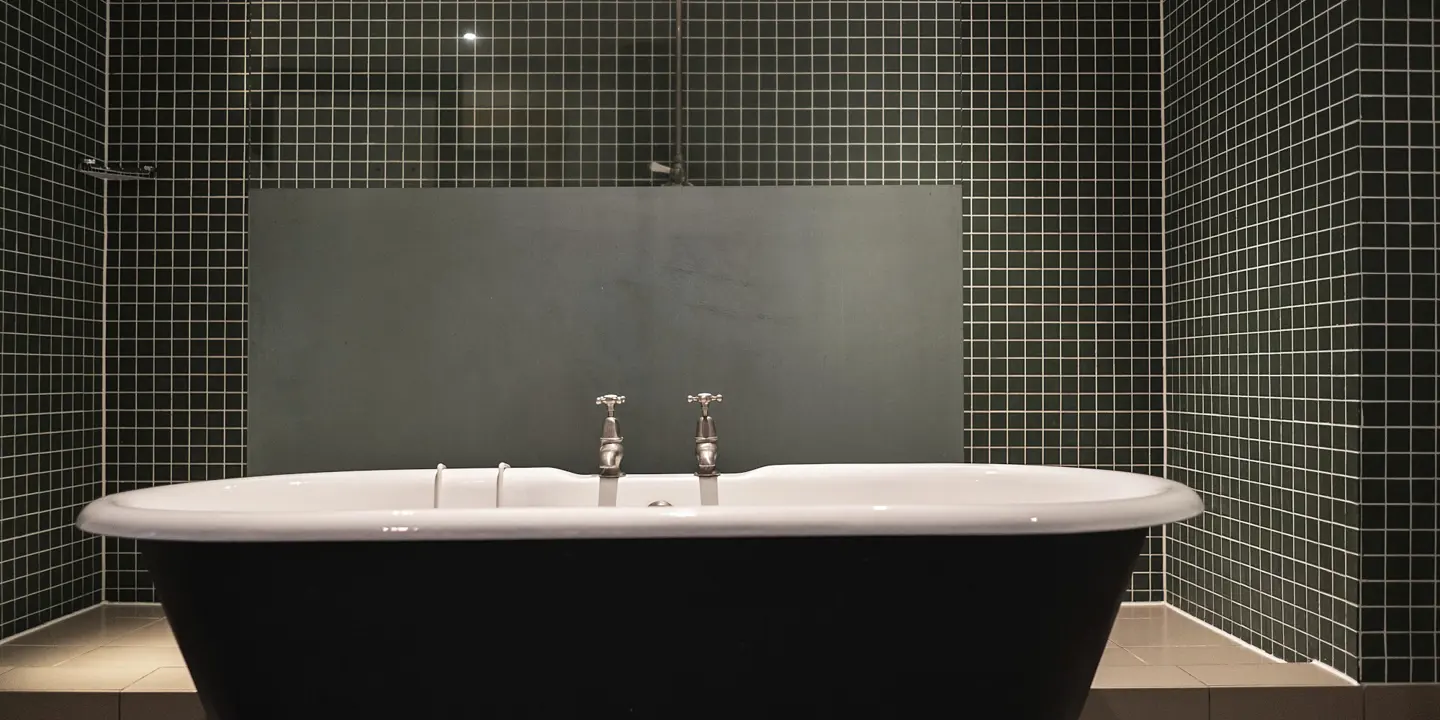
[79,463,1201,720]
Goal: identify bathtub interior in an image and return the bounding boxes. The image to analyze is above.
[111,463,1174,513]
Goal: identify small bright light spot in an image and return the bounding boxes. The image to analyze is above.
[462,32,479,41]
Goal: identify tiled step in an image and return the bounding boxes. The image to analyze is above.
[1,603,1435,720]
[1085,684,1440,720]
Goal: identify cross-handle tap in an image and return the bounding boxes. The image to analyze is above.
[687,393,722,415]
[687,393,722,477]
[596,394,626,478]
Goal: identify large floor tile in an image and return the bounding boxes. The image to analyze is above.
[105,624,177,649]
[1127,645,1275,666]
[0,691,120,720]
[125,668,195,693]
[1182,662,1353,687]
[1098,648,1148,667]
[1114,604,1171,621]
[59,647,187,671]
[6,616,157,647]
[1081,687,1208,720]
[1091,665,1204,689]
[1109,615,1239,648]
[0,666,154,692]
[1209,686,1363,720]
[120,691,205,720]
[100,605,166,621]
[1365,683,1440,720]
[0,645,90,667]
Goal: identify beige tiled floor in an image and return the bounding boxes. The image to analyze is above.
[0,605,200,720]
[0,602,1410,720]
[1086,605,1370,720]
[1098,605,1350,686]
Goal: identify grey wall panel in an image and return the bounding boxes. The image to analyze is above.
[249,187,964,475]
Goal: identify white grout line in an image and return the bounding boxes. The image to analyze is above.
[98,0,112,596]
[0,601,168,647]
[122,667,176,693]
[0,606,102,646]
[1309,660,1359,686]
[1157,0,1169,602]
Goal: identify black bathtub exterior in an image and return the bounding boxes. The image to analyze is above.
[143,530,1146,720]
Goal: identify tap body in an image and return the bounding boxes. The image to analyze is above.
[599,417,624,478]
[695,414,717,477]
[687,393,722,477]
[596,395,626,478]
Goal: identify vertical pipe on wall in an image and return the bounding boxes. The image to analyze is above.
[668,0,688,185]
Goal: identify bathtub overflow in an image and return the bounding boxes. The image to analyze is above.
[648,501,673,507]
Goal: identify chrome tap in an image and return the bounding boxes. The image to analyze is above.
[596,394,626,478]
[687,393,722,477]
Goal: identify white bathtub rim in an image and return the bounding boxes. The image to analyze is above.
[77,466,1203,541]
[78,501,1201,542]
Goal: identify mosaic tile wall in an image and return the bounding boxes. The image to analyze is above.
[1356,0,1438,684]
[103,0,1166,601]
[104,0,248,599]
[1163,0,1363,677]
[0,0,107,637]
[1165,0,1439,684]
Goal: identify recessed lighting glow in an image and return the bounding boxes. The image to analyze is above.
[462,32,479,41]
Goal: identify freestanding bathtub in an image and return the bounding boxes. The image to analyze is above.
[78,463,1201,720]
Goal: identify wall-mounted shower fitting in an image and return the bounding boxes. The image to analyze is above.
[649,160,689,185]
[649,0,692,185]
[79,158,156,181]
